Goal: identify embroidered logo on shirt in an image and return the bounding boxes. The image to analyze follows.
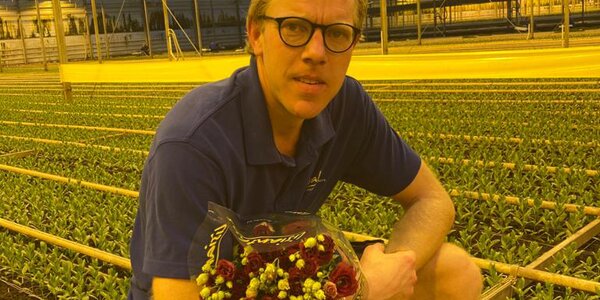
[306,171,326,192]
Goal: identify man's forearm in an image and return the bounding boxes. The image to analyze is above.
[386,190,455,270]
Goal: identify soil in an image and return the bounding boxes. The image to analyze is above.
[0,278,45,300]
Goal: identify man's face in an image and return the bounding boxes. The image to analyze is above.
[249,0,357,122]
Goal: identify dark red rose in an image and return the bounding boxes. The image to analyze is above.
[300,258,319,278]
[321,235,335,252]
[253,221,275,236]
[288,267,302,281]
[285,243,301,256]
[330,262,358,297]
[215,259,236,281]
[232,269,250,298]
[288,267,304,295]
[236,267,249,284]
[316,248,334,266]
[231,281,246,300]
[313,235,335,265]
[281,243,301,269]
[300,243,319,261]
[262,250,284,264]
[244,252,265,275]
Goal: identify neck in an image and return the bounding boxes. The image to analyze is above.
[269,109,303,157]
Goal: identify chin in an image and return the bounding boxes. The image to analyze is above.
[291,102,328,120]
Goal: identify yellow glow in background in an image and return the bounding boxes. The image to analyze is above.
[60,46,600,83]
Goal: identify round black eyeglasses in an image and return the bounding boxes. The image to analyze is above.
[260,16,361,53]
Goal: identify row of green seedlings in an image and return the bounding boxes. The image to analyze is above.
[5,92,594,170]
[0,173,133,299]
[405,134,599,170]
[3,102,597,137]
[2,122,596,212]
[3,96,598,122]
[0,124,154,152]
[5,80,600,96]
[382,112,598,144]
[1,95,597,150]
[1,108,594,141]
[378,102,597,124]
[1,137,596,298]
[3,79,599,97]
[500,239,600,299]
[368,89,600,101]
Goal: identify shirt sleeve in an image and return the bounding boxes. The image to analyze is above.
[140,141,225,279]
[340,81,422,196]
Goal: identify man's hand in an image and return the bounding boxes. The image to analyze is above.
[360,243,417,300]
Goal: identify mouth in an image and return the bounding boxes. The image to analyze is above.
[294,77,325,85]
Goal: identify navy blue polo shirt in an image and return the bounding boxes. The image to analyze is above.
[128,57,421,298]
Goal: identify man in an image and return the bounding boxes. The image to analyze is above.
[129,0,483,299]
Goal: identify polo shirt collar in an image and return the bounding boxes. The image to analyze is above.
[240,57,335,166]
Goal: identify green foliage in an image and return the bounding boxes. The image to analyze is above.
[0,77,598,298]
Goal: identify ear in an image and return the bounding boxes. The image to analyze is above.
[247,20,264,56]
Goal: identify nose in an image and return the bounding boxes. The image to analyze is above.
[301,29,327,65]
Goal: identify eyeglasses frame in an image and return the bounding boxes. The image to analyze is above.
[259,15,361,53]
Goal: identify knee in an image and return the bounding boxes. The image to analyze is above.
[438,243,483,298]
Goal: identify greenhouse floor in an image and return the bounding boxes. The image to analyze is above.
[0,278,42,300]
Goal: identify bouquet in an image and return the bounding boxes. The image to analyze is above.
[189,202,367,300]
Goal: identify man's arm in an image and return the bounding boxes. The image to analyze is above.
[153,277,199,299]
[359,161,454,299]
[387,160,455,269]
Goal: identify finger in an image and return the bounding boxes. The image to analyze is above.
[360,243,385,263]
[363,242,385,255]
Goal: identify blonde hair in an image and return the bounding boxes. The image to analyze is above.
[245,0,368,54]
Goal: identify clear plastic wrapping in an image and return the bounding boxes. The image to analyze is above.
[188,202,367,300]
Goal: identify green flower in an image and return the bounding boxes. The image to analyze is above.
[314,289,326,300]
[201,261,213,273]
[304,237,317,248]
[277,278,290,290]
[311,281,322,292]
[200,287,211,299]
[317,234,325,242]
[196,273,210,286]
[242,246,253,257]
[249,277,260,289]
[265,263,277,276]
[245,288,258,298]
[296,259,305,269]
[303,278,315,290]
